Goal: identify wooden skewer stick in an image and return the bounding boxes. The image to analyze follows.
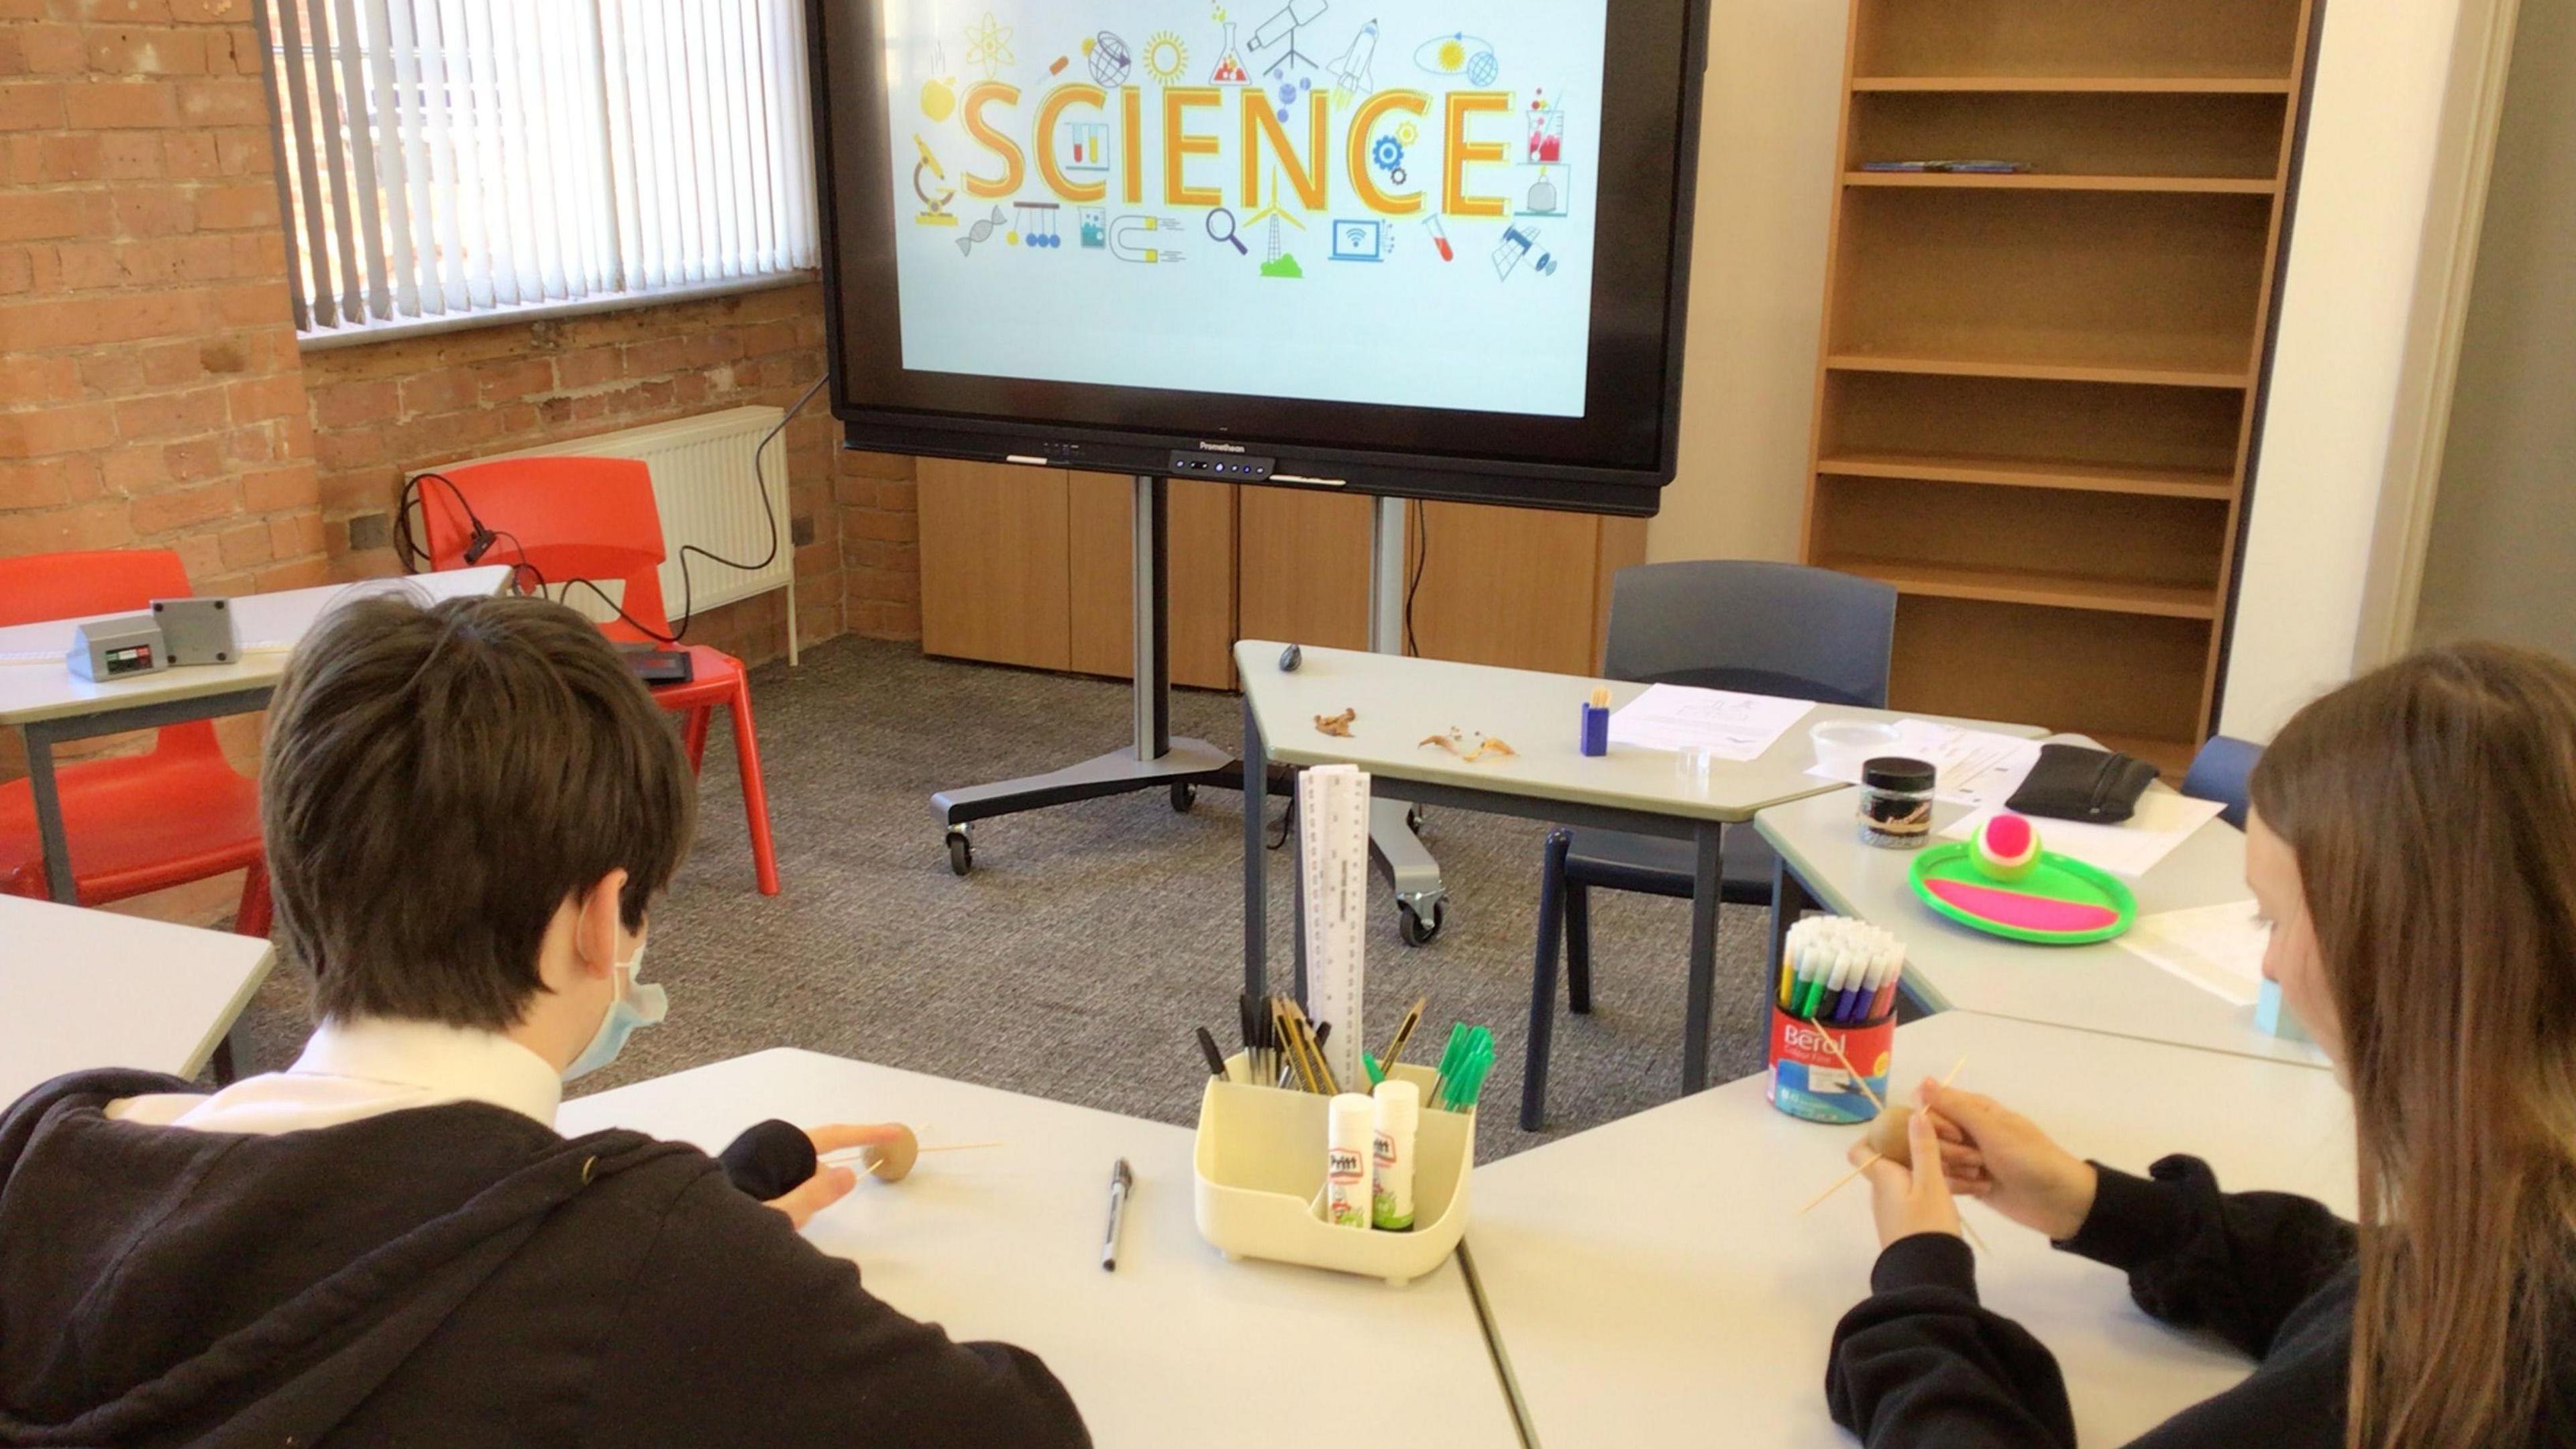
[1797,1056,1978,1216]
[1815,1032,1886,1113]
[1801,1154,1880,1215]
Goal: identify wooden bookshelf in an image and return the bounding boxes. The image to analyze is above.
[1804,0,2318,773]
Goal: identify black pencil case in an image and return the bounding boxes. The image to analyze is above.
[2005,743,2159,824]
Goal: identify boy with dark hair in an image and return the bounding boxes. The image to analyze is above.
[0,593,1089,1447]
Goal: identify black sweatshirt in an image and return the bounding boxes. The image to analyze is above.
[0,1069,1091,1448]
[1827,1154,2576,1446]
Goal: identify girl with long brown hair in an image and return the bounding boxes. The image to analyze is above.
[1825,641,2576,1448]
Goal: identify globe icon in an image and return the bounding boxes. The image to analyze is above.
[1089,32,1132,86]
[1467,51,1499,85]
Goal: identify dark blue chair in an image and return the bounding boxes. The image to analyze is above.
[1523,561,1899,1128]
[2181,735,2262,829]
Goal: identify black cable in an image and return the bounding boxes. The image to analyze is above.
[1403,499,1430,657]
[391,374,829,644]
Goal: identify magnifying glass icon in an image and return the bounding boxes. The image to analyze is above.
[1207,207,1249,256]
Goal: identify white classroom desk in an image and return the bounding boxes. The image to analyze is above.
[557,1049,1522,1448]
[1759,784,2329,1069]
[1235,641,2045,1093]
[0,894,274,1102]
[1468,1011,2357,1449]
[0,567,513,903]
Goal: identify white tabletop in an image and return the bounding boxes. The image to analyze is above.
[0,895,275,1103]
[1468,1011,2356,1449]
[556,1049,1521,1448]
[1236,641,2045,825]
[0,567,513,727]
[1758,784,2328,1068]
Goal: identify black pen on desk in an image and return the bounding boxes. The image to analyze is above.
[1195,1026,1229,1079]
[1101,1158,1133,1271]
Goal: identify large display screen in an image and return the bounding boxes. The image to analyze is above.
[812,0,1707,512]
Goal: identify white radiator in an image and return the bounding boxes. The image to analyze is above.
[429,406,799,663]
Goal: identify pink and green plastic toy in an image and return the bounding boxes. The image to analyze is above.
[1909,812,2137,945]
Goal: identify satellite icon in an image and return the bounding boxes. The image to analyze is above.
[1327,19,1377,105]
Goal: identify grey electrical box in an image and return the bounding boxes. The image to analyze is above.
[68,614,168,683]
[150,596,238,665]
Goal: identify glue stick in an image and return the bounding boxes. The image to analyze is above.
[1371,1078,1419,1230]
[1326,1093,1375,1230]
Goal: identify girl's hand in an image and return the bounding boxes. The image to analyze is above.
[1854,1107,1961,1247]
[1921,1084,2098,1242]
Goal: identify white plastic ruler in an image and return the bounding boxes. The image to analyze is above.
[1298,763,1370,1090]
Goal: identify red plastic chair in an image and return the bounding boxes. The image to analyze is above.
[0,549,272,934]
[419,457,780,896]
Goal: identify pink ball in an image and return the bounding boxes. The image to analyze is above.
[1972,813,2041,880]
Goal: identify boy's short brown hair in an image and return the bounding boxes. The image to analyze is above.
[260,592,696,1029]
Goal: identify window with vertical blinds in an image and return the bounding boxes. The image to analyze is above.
[256,0,819,346]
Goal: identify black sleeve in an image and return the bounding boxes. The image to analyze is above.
[2057,1155,2357,1360]
[588,1165,1089,1448]
[715,1118,816,1201]
[1827,1232,2079,1448]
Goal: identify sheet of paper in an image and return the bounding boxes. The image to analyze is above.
[2123,900,2270,1007]
[1807,718,2042,809]
[1605,684,1813,761]
[1941,790,2226,880]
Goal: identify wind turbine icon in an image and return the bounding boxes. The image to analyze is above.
[1248,166,1307,276]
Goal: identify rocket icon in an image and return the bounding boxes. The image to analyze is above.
[1329,20,1378,107]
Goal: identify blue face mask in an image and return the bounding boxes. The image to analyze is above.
[562,940,667,1082]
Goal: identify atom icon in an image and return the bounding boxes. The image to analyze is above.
[1143,30,1188,84]
[963,11,1014,80]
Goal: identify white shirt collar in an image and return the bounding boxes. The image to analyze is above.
[286,1017,565,1128]
[103,1017,566,1136]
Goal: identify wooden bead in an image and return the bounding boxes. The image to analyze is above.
[1864,1106,1915,1167]
[859,1124,920,1182]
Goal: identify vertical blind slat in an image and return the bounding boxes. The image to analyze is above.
[260,0,817,337]
[329,0,390,321]
[303,0,364,325]
[250,0,311,331]
[369,0,423,319]
[272,0,337,328]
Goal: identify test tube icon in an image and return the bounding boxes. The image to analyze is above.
[1424,215,1454,263]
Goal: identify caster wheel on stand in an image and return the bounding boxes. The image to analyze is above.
[945,828,973,876]
[1171,782,1197,813]
[1397,898,1446,947]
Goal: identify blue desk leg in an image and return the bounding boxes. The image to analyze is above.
[1521,829,1574,1130]
[25,724,76,905]
[1768,853,1822,971]
[1682,824,1721,1094]
[1242,696,1267,1004]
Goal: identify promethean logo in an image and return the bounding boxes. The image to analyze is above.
[1197,441,1246,453]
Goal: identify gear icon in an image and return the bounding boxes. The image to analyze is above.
[1371,135,1405,174]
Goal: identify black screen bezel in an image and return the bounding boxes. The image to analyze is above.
[809,0,1709,514]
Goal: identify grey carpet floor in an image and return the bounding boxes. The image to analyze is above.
[230,636,1782,1159]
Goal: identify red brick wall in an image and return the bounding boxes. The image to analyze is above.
[0,2,923,660]
[0,0,325,596]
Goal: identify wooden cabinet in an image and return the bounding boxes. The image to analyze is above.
[922,463,1646,684]
[1803,0,2319,775]
[1067,472,1238,688]
[917,459,1069,672]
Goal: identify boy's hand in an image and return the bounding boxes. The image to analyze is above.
[1921,1084,2098,1242]
[763,1124,905,1229]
